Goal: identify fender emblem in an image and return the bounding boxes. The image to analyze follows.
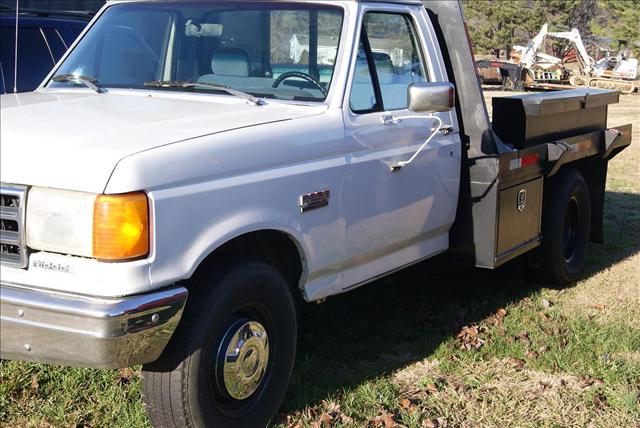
[299,189,330,213]
[517,188,527,212]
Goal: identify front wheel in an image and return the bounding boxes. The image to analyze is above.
[537,169,591,285]
[142,260,297,428]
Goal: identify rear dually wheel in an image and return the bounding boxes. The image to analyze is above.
[538,169,591,285]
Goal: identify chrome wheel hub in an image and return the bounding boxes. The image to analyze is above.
[218,320,269,400]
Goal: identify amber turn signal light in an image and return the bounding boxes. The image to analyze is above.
[93,192,149,260]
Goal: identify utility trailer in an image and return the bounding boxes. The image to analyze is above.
[474,58,525,90]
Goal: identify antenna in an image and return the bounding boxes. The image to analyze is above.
[13,0,19,92]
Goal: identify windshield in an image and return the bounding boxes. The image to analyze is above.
[49,1,344,102]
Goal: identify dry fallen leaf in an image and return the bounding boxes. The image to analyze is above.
[508,358,526,369]
[462,325,478,338]
[541,298,551,309]
[422,419,436,428]
[322,400,341,414]
[456,325,486,350]
[340,414,354,424]
[496,308,507,317]
[370,413,403,428]
[592,303,606,310]
[400,398,411,409]
[313,412,332,428]
[383,414,397,427]
[425,383,439,394]
[30,374,39,391]
[118,367,135,383]
[526,350,539,359]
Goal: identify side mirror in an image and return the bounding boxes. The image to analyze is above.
[407,82,455,113]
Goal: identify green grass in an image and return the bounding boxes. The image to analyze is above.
[1,95,638,427]
[271,268,640,427]
[6,259,636,427]
[0,363,148,427]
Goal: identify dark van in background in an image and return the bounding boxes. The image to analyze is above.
[0,0,104,93]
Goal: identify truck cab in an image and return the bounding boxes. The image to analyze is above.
[0,1,631,427]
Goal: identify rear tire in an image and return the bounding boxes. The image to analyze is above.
[142,260,297,428]
[538,169,591,285]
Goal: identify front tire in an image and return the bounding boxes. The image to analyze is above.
[142,260,297,428]
[538,169,591,285]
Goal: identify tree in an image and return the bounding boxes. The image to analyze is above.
[591,0,640,56]
[463,0,531,57]
[568,0,598,36]
[464,0,639,59]
[463,0,579,57]
[528,0,580,33]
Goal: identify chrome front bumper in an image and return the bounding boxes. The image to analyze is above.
[0,282,188,368]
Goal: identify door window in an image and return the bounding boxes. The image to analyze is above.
[349,12,428,112]
[349,40,379,112]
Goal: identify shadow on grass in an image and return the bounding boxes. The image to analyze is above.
[281,190,640,411]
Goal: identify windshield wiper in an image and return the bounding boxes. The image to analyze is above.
[144,80,265,106]
[51,74,104,93]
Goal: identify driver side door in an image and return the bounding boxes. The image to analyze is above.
[341,6,461,289]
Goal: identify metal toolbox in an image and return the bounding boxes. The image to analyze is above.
[495,177,543,263]
[491,89,619,149]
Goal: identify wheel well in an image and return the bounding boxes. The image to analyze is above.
[197,230,305,297]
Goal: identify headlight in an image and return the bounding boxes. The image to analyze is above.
[26,187,95,257]
[26,187,149,261]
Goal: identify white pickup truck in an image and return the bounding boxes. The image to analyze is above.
[0,1,632,427]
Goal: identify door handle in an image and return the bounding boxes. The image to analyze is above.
[435,124,454,135]
[381,114,401,125]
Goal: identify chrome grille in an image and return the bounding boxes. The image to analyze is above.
[1,185,27,268]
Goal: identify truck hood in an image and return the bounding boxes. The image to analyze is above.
[1,90,323,193]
